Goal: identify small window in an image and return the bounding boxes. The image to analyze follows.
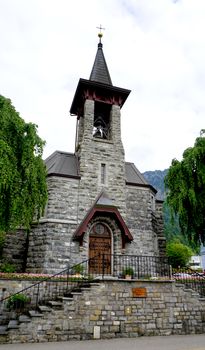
[151,195,155,211]
[101,163,106,184]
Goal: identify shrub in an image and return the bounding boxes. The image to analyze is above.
[73,264,84,275]
[0,262,16,273]
[0,231,5,258]
[6,293,30,311]
[122,266,134,276]
[166,240,193,268]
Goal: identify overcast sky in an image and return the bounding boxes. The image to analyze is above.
[0,0,204,172]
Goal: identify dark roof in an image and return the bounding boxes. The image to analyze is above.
[125,162,148,185]
[70,39,131,117]
[89,42,112,85]
[45,151,155,191]
[70,79,130,116]
[125,162,157,193]
[45,151,79,179]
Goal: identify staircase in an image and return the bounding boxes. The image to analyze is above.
[0,256,100,341]
[0,280,101,342]
[172,267,205,297]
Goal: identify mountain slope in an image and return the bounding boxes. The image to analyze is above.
[143,169,168,200]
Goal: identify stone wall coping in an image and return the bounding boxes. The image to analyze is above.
[34,218,77,225]
[93,138,113,145]
[94,278,174,284]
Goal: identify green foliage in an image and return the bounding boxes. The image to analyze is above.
[143,169,200,252]
[122,266,134,276]
[166,240,193,268]
[0,231,5,257]
[165,130,205,244]
[143,169,182,243]
[0,95,47,233]
[0,261,16,273]
[6,293,30,310]
[73,264,84,274]
[163,202,181,241]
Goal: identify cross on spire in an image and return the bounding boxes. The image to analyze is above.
[97,24,105,43]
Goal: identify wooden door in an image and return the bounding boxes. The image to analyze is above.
[89,223,111,275]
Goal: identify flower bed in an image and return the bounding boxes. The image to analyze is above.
[0,272,69,281]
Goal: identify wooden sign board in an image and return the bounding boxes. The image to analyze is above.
[132,287,147,298]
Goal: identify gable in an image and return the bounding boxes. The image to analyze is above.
[73,191,133,243]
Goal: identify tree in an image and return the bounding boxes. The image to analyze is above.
[166,240,192,268]
[0,95,47,236]
[165,130,205,244]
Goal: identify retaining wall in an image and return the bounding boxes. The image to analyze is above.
[0,279,205,343]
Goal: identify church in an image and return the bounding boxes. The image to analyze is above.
[24,33,165,274]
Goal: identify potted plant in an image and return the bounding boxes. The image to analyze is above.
[6,293,30,312]
[122,266,134,279]
[73,264,84,277]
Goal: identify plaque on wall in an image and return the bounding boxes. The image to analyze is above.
[132,287,147,298]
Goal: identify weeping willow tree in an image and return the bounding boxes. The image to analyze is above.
[0,95,47,239]
[165,130,205,245]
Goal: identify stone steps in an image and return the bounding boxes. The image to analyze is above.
[38,305,52,312]
[19,315,31,323]
[7,320,19,329]
[175,283,204,300]
[28,310,44,317]
[0,325,8,335]
[47,301,63,308]
[0,279,96,342]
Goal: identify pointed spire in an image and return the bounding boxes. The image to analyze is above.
[89,31,112,85]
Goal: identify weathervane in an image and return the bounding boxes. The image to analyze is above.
[97,24,105,43]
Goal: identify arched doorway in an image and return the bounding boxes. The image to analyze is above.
[89,222,111,275]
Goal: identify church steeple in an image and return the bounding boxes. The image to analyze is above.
[70,33,130,119]
[89,34,112,85]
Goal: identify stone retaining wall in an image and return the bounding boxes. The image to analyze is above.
[1,279,205,343]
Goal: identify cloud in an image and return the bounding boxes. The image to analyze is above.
[0,0,204,172]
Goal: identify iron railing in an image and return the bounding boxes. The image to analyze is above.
[0,254,171,323]
[172,267,205,297]
[0,256,96,322]
[89,254,171,279]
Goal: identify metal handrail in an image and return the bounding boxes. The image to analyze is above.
[0,256,98,313]
[0,254,171,321]
[172,266,205,297]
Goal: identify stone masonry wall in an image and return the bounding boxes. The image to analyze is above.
[26,221,78,274]
[126,185,158,256]
[26,176,81,274]
[46,177,79,221]
[154,200,166,256]
[1,279,205,343]
[2,230,27,272]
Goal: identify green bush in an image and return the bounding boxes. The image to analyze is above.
[6,293,30,310]
[0,231,5,258]
[122,266,134,276]
[166,240,193,268]
[73,264,84,274]
[0,262,16,273]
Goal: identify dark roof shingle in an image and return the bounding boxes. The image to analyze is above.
[45,151,79,178]
[89,42,112,85]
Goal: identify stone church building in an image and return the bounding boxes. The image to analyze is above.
[4,35,165,274]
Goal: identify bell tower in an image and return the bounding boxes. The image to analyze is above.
[70,32,131,221]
